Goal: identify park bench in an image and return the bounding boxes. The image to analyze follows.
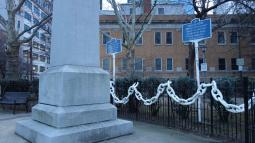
[0,92,31,114]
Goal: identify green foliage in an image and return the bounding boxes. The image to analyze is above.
[172,77,196,120]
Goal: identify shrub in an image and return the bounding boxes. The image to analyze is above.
[172,77,196,120]
[142,77,163,116]
[213,77,235,122]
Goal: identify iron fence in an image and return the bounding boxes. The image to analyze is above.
[114,77,255,143]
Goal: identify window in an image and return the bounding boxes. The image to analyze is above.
[167,58,173,71]
[135,34,143,45]
[33,65,38,72]
[217,32,226,44]
[158,8,164,15]
[41,33,46,41]
[33,18,39,25]
[33,53,39,60]
[155,58,162,71]
[231,58,238,70]
[40,66,46,72]
[34,6,40,16]
[25,1,32,9]
[24,12,32,21]
[218,58,226,70]
[102,58,110,71]
[154,32,161,45]
[24,24,31,33]
[35,31,39,38]
[103,32,110,44]
[40,55,46,62]
[230,32,238,44]
[122,58,128,70]
[41,12,47,19]
[134,58,143,71]
[129,8,133,15]
[199,58,203,70]
[166,32,173,45]
[252,58,255,70]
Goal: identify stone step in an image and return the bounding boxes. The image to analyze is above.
[16,119,133,143]
[32,103,117,128]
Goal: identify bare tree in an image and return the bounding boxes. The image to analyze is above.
[0,30,7,79]
[0,0,52,80]
[185,0,254,78]
[106,0,157,77]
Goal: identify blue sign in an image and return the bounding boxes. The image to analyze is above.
[182,18,212,43]
[106,38,122,55]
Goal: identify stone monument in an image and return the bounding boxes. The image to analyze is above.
[15,0,133,142]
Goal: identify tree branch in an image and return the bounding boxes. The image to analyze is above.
[0,15,7,29]
[13,0,26,14]
[17,13,52,41]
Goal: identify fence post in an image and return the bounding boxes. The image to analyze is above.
[210,78,214,136]
[243,77,249,143]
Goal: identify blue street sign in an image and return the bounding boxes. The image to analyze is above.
[182,18,212,43]
[106,38,122,55]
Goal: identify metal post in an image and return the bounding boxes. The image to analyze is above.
[210,78,214,136]
[243,77,249,143]
[112,53,116,82]
[194,41,202,122]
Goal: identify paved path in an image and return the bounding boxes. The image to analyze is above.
[0,113,221,143]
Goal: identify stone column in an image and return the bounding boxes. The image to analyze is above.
[15,0,133,143]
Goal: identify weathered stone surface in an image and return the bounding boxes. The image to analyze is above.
[16,119,133,143]
[32,103,117,128]
[39,65,110,106]
[50,0,100,67]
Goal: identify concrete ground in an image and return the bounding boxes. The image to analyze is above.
[0,112,222,143]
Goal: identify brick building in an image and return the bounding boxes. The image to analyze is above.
[99,15,255,79]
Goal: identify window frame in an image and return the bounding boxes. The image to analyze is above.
[230,31,238,44]
[155,58,162,71]
[154,31,162,45]
[217,31,226,45]
[218,58,226,71]
[166,58,173,71]
[166,32,173,45]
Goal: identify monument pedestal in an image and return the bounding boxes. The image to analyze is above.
[16,66,133,143]
[16,0,133,142]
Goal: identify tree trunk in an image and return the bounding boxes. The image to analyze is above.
[126,46,136,78]
[5,45,21,80]
[188,43,195,79]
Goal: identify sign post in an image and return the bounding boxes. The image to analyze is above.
[106,38,122,82]
[182,18,212,123]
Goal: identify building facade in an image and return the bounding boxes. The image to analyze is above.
[99,14,255,79]
[0,0,52,79]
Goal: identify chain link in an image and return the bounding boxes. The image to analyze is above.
[110,80,255,113]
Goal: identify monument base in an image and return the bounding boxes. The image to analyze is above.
[16,119,133,143]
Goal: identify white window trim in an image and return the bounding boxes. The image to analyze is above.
[230,31,239,45]
[166,58,174,71]
[154,31,162,45]
[155,58,162,71]
[217,31,226,45]
[166,32,173,46]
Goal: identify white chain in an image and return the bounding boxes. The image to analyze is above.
[211,81,255,113]
[110,80,255,113]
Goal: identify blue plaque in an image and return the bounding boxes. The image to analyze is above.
[182,18,212,43]
[106,38,122,54]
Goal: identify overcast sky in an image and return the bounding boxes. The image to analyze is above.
[103,0,127,10]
